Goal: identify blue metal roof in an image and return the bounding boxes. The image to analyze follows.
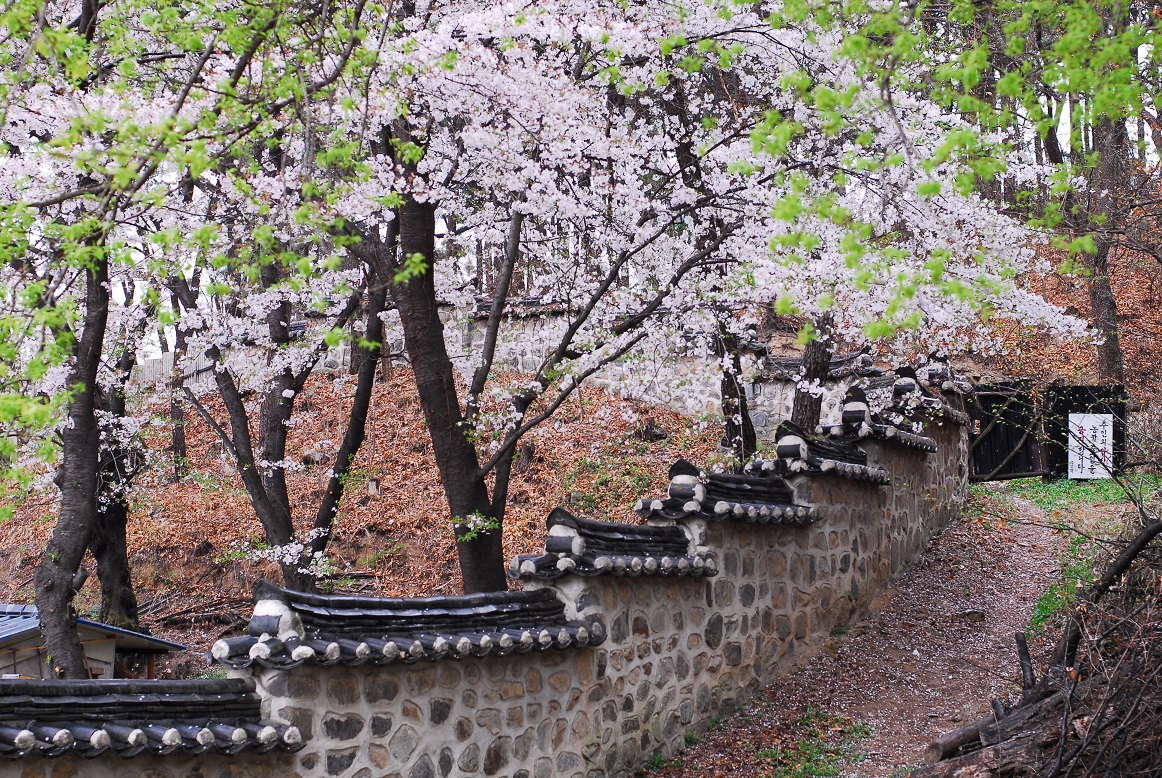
[0,605,185,652]
[0,605,39,644]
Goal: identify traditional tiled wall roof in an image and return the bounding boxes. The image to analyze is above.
[0,381,971,775]
[634,460,818,526]
[510,507,714,580]
[212,581,600,669]
[818,387,940,453]
[749,421,892,484]
[759,349,882,380]
[0,678,301,759]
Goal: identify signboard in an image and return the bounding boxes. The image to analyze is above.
[1067,413,1114,479]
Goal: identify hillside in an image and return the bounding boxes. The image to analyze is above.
[0,369,718,677]
[999,254,1162,402]
[3,253,1160,678]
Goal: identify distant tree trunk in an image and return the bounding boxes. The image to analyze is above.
[35,254,110,678]
[717,326,756,466]
[1084,3,1128,385]
[158,331,189,482]
[1089,238,1125,385]
[256,262,299,541]
[790,316,833,431]
[91,499,137,630]
[393,198,505,593]
[345,254,370,377]
[209,330,315,591]
[167,290,192,480]
[170,277,315,593]
[169,386,187,480]
[1087,114,1127,385]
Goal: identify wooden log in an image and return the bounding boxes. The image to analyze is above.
[911,728,1057,778]
[923,716,994,764]
[979,692,1064,746]
[1015,632,1036,705]
[923,689,1066,766]
[990,698,1006,720]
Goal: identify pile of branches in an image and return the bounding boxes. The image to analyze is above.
[916,498,1162,778]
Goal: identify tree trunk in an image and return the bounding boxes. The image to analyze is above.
[1089,239,1124,384]
[34,255,110,678]
[169,275,313,591]
[393,198,506,593]
[312,268,388,553]
[257,262,297,546]
[1087,115,1127,385]
[790,318,833,431]
[167,292,190,480]
[90,345,143,633]
[718,327,756,466]
[90,499,138,630]
[205,339,313,591]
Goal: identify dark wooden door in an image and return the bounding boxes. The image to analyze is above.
[968,382,1046,481]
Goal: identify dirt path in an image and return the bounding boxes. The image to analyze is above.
[648,495,1060,778]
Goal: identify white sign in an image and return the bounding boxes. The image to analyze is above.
[1068,413,1114,479]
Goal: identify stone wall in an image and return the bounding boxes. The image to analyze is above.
[13,417,968,778]
[251,420,965,778]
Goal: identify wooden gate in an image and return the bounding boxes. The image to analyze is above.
[968,381,1045,481]
[967,382,1126,482]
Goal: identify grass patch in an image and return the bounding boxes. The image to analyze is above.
[639,752,681,774]
[1029,535,1099,634]
[357,542,405,569]
[757,707,869,778]
[1002,475,1162,514]
[561,455,652,515]
[1009,476,1159,635]
[965,482,1018,528]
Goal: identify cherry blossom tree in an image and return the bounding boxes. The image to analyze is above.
[832,0,1162,385]
[2,0,377,675]
[2,0,1098,677]
[300,0,1089,587]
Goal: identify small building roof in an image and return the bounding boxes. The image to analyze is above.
[0,605,185,654]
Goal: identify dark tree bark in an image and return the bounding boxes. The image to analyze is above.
[1088,117,1127,385]
[312,262,390,553]
[34,255,110,678]
[90,500,137,630]
[90,341,145,632]
[717,326,756,466]
[156,325,187,481]
[256,262,298,546]
[1088,239,1125,385]
[344,253,371,377]
[167,289,193,480]
[393,198,505,593]
[790,316,833,431]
